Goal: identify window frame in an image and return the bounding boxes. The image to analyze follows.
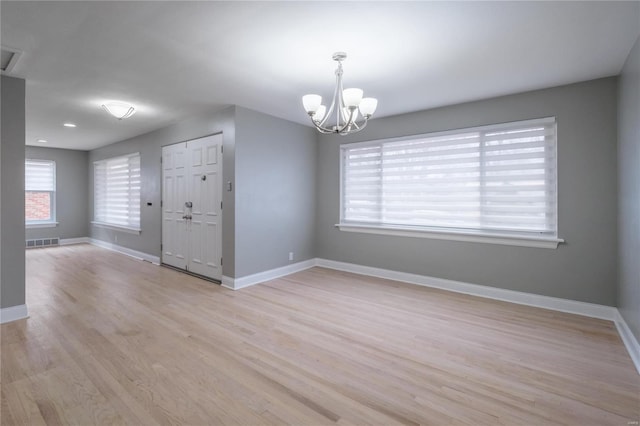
[92,152,141,234]
[338,117,564,249]
[25,159,57,228]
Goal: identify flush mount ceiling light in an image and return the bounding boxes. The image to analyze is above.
[302,52,377,135]
[101,102,136,120]
[36,139,48,143]
[63,123,76,128]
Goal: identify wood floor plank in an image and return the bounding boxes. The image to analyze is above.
[1,244,638,425]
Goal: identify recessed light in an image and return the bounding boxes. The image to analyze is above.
[36,139,48,143]
[63,123,76,128]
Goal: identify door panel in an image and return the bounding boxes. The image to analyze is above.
[206,144,217,165]
[174,174,187,264]
[162,175,174,257]
[191,145,203,167]
[189,219,203,266]
[203,170,217,214]
[204,222,219,269]
[190,173,203,215]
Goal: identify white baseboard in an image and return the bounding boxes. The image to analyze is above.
[221,275,235,290]
[60,237,90,245]
[0,304,28,324]
[315,258,617,321]
[222,258,317,290]
[89,238,160,265]
[614,310,640,374]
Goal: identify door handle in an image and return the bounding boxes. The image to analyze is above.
[182,215,192,220]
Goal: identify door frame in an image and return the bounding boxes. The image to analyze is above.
[160,132,223,282]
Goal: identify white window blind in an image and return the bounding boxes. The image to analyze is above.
[26,160,55,191]
[94,153,141,230]
[341,117,557,236]
[24,160,56,191]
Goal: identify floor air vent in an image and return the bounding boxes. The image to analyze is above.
[26,238,60,248]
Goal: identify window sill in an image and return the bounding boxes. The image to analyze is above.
[91,221,141,235]
[26,222,58,229]
[336,223,564,249]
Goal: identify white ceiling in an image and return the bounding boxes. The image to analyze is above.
[2,1,639,151]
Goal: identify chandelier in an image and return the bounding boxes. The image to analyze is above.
[302,52,377,135]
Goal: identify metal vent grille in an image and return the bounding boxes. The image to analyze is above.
[1,46,22,73]
[26,238,60,249]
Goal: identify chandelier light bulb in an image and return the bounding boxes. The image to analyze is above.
[359,98,378,117]
[314,105,327,122]
[302,94,322,114]
[342,88,363,108]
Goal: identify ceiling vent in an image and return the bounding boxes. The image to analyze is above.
[1,46,22,74]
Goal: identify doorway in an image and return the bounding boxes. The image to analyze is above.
[161,134,223,281]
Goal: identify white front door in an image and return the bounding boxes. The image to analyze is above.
[162,142,188,270]
[187,136,222,279]
[161,134,223,281]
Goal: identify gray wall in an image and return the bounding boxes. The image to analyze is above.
[1,75,26,309]
[89,106,237,276]
[88,105,317,280]
[317,77,618,306]
[26,146,88,241]
[618,35,640,340]
[234,106,316,277]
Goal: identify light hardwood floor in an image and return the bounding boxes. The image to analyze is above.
[2,244,638,425]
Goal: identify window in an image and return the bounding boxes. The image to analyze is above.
[339,117,562,248]
[25,159,56,226]
[93,153,141,232]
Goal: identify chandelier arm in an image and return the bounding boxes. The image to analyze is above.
[338,117,369,135]
[352,114,374,130]
[334,107,358,134]
[310,119,337,134]
[336,64,348,127]
[320,60,343,129]
[318,65,341,129]
[350,117,362,130]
